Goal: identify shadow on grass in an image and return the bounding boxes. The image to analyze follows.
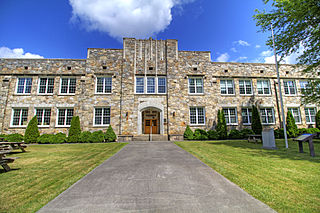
[0,168,21,173]
[202,139,320,163]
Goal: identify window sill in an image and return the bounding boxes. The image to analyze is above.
[188,93,205,96]
[94,93,112,95]
[189,124,206,127]
[37,93,54,96]
[239,94,253,96]
[134,93,167,95]
[220,94,236,96]
[93,124,110,127]
[257,94,272,96]
[262,123,275,125]
[284,94,297,97]
[55,125,71,128]
[9,125,27,128]
[306,122,315,125]
[14,93,31,96]
[58,94,76,96]
[227,123,238,126]
[243,123,251,126]
[38,126,50,128]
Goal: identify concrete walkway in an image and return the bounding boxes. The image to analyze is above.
[38,142,275,213]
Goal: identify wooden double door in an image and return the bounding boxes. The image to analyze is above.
[144,119,158,134]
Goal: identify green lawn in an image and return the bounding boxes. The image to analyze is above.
[0,143,126,213]
[176,139,320,213]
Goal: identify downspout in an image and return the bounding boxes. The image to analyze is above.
[119,57,124,136]
[165,41,170,139]
[274,80,282,127]
[1,77,11,133]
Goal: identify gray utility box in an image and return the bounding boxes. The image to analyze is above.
[262,128,277,149]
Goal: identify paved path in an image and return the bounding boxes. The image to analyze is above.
[38,142,275,213]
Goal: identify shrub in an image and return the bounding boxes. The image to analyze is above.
[306,128,320,134]
[79,131,92,143]
[240,128,254,138]
[183,125,194,140]
[37,134,55,144]
[55,133,67,144]
[90,131,105,143]
[207,130,219,140]
[228,129,242,139]
[5,133,24,142]
[193,129,208,140]
[251,105,262,134]
[105,125,117,142]
[274,128,284,139]
[67,116,81,143]
[216,110,227,139]
[24,116,40,143]
[316,110,320,129]
[286,111,298,138]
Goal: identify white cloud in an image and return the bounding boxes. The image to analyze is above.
[0,47,43,59]
[234,40,250,46]
[259,45,304,64]
[234,56,248,62]
[230,47,237,53]
[255,45,261,48]
[69,0,194,39]
[216,53,229,62]
[260,50,272,57]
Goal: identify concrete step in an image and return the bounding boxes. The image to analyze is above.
[132,135,168,141]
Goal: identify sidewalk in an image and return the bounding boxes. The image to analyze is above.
[38,142,275,213]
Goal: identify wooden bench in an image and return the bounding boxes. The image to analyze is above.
[0,142,27,152]
[248,135,263,143]
[0,150,19,172]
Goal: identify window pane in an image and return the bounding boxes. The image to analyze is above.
[43,109,51,126]
[105,77,112,93]
[96,78,104,93]
[12,109,21,126]
[189,78,195,93]
[24,78,32,93]
[136,77,144,93]
[39,78,47,93]
[61,79,69,93]
[21,109,28,125]
[58,109,66,125]
[220,80,226,94]
[147,77,155,93]
[197,108,205,124]
[190,107,197,124]
[47,78,54,93]
[158,78,166,93]
[95,108,102,125]
[17,78,25,93]
[36,109,44,125]
[69,79,76,94]
[196,79,203,93]
[66,109,74,125]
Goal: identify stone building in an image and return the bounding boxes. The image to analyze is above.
[0,38,318,141]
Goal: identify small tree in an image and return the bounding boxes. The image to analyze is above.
[67,116,81,143]
[183,125,194,140]
[251,105,262,134]
[24,116,40,143]
[286,111,298,138]
[105,125,117,142]
[316,110,320,129]
[216,110,227,139]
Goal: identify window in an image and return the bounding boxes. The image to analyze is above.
[96,77,112,93]
[16,78,32,94]
[305,108,316,124]
[189,107,205,125]
[257,80,270,95]
[136,77,144,93]
[38,78,54,94]
[11,108,28,126]
[36,108,51,126]
[189,77,203,94]
[94,107,111,126]
[283,80,296,95]
[60,78,76,94]
[241,108,252,125]
[147,77,155,93]
[158,77,166,93]
[260,108,275,124]
[288,108,301,124]
[239,80,252,95]
[220,79,234,95]
[223,108,238,125]
[57,108,74,126]
[300,81,309,94]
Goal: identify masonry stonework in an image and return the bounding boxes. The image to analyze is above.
[0,38,318,140]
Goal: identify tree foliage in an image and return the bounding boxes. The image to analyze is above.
[105,125,117,142]
[254,0,320,103]
[286,110,298,138]
[251,105,262,134]
[183,125,194,140]
[24,116,40,143]
[216,110,227,139]
[67,116,81,143]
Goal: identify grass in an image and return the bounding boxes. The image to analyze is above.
[175,139,320,213]
[0,143,126,213]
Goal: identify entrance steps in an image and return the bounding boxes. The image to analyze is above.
[132,135,168,142]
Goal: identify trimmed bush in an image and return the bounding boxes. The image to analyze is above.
[105,125,117,142]
[37,134,56,144]
[251,105,262,134]
[193,129,208,140]
[90,131,105,143]
[216,110,227,139]
[274,128,284,139]
[316,110,320,129]
[207,130,219,140]
[240,128,254,138]
[79,131,92,143]
[24,116,40,143]
[55,133,67,144]
[67,116,81,143]
[5,133,24,142]
[228,129,242,139]
[183,125,194,140]
[286,111,298,138]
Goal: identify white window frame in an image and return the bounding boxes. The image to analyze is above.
[157,77,166,94]
[223,108,238,125]
[257,80,271,95]
[299,81,309,95]
[16,77,32,94]
[95,76,112,94]
[260,108,275,125]
[283,80,296,96]
[220,79,235,95]
[38,77,55,95]
[189,107,205,125]
[56,108,74,127]
[93,107,111,126]
[35,108,51,127]
[239,79,253,95]
[287,107,301,124]
[135,76,145,94]
[11,108,28,127]
[59,77,76,95]
[241,108,252,125]
[305,107,316,124]
[147,77,156,94]
[188,77,204,94]
[135,76,167,94]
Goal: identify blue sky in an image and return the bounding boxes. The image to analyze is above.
[0,0,298,64]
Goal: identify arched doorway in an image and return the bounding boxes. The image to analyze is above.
[142,108,160,134]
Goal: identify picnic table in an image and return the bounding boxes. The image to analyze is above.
[248,134,263,143]
[0,150,18,172]
[0,142,27,152]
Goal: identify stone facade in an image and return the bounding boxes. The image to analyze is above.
[0,38,318,139]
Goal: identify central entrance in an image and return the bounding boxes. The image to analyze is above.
[142,108,160,134]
